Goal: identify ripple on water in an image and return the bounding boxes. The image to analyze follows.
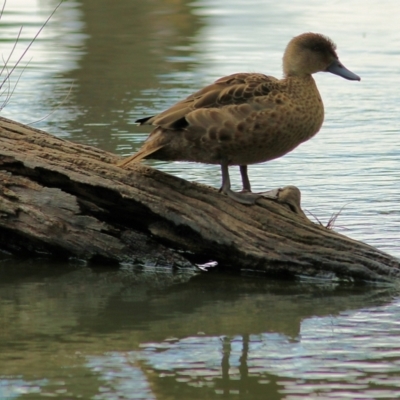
[116,298,400,398]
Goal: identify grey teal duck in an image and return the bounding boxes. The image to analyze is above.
[118,32,360,204]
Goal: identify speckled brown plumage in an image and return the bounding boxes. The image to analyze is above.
[118,33,360,204]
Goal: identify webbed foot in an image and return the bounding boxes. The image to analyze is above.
[222,188,262,205]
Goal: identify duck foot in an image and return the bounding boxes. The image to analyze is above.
[254,188,280,201]
[221,188,279,205]
[220,163,279,205]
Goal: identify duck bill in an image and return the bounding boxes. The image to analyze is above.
[327,59,361,81]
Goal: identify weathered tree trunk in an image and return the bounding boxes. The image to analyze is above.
[0,116,399,282]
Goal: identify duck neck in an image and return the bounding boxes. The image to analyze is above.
[284,74,324,135]
[283,74,318,95]
[283,72,314,81]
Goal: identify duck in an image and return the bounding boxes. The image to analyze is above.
[118,33,360,205]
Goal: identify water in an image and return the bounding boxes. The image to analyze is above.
[0,262,400,399]
[1,0,400,398]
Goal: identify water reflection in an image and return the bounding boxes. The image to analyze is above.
[1,262,400,399]
[72,286,400,399]
[58,0,204,150]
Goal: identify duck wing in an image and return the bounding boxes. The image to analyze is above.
[137,73,279,130]
[117,73,280,167]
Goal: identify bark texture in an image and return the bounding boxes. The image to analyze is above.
[0,116,399,282]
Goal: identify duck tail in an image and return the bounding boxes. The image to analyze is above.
[117,145,163,168]
[117,129,165,168]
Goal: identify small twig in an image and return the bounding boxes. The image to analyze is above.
[0,58,31,111]
[0,0,7,21]
[0,26,22,84]
[306,209,324,226]
[27,80,75,125]
[325,203,349,230]
[0,0,64,102]
[0,56,9,94]
[0,55,12,109]
[306,203,350,230]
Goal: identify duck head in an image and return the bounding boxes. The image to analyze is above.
[283,32,360,81]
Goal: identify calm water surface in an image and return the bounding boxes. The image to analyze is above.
[1,0,400,398]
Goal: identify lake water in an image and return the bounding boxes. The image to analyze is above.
[1,0,400,398]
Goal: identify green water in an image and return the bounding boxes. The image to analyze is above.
[1,260,399,399]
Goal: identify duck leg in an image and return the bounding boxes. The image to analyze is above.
[239,165,251,192]
[220,162,280,204]
[220,161,260,205]
[240,164,280,200]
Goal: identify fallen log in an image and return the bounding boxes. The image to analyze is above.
[0,116,399,282]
